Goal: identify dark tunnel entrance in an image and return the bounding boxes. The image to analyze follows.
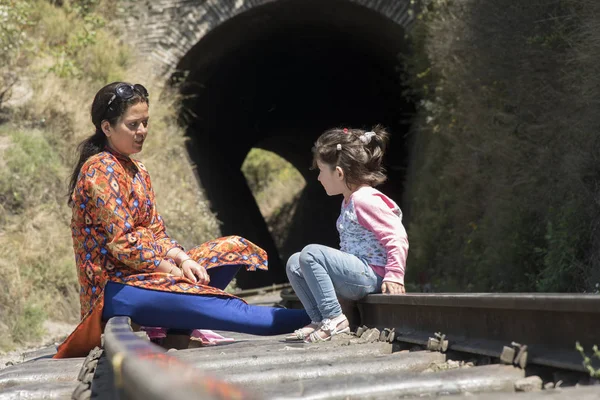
[173,0,414,289]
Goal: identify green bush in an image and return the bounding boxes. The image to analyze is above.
[0,0,33,107]
[0,128,66,213]
[576,342,600,378]
[11,303,46,345]
[241,148,306,249]
[242,148,299,194]
[0,0,32,59]
[403,0,599,292]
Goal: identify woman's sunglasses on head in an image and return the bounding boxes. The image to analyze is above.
[106,83,149,110]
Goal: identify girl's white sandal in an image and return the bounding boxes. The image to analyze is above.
[284,321,321,341]
[305,314,350,343]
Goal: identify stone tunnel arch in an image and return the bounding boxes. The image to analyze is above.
[122,0,415,288]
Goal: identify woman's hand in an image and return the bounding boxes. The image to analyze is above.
[157,259,183,276]
[381,282,405,295]
[180,259,210,285]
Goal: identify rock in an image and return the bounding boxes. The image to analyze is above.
[422,360,463,373]
[356,325,367,337]
[331,333,353,344]
[515,376,543,392]
[359,328,380,343]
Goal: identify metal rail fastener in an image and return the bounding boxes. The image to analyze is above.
[500,342,528,369]
[427,332,449,352]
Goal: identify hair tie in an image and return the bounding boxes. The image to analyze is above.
[359,131,376,144]
[343,128,349,134]
[336,144,342,151]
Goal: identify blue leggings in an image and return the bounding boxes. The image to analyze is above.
[102,266,310,335]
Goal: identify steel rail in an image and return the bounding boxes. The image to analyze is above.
[234,283,292,298]
[358,293,600,372]
[3,291,599,399]
[102,316,258,400]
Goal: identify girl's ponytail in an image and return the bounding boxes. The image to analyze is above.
[361,125,389,185]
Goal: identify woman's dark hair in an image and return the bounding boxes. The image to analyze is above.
[312,125,390,188]
[67,82,149,206]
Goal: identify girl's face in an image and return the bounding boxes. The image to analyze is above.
[102,101,149,156]
[317,160,346,196]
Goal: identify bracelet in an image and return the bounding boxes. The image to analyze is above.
[180,258,194,268]
[174,250,188,265]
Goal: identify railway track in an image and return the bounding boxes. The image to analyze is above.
[1,289,599,399]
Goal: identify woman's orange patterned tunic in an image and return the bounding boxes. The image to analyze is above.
[54,149,268,358]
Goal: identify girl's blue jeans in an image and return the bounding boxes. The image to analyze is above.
[286,244,383,322]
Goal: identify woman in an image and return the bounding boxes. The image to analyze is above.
[54,82,309,358]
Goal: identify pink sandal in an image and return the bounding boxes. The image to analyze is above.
[141,327,235,346]
[191,329,235,346]
[140,326,167,342]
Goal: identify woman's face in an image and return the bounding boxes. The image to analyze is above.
[102,101,149,156]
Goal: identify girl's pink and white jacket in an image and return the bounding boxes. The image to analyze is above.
[337,186,409,285]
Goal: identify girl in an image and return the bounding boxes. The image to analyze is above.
[285,126,409,343]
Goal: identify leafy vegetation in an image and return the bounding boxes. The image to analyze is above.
[576,342,600,378]
[0,0,33,107]
[242,148,305,218]
[403,0,600,292]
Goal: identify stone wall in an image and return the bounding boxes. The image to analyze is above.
[119,0,413,76]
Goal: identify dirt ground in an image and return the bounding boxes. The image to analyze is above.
[0,320,76,370]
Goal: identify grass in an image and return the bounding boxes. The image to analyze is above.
[242,148,306,253]
[242,148,306,218]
